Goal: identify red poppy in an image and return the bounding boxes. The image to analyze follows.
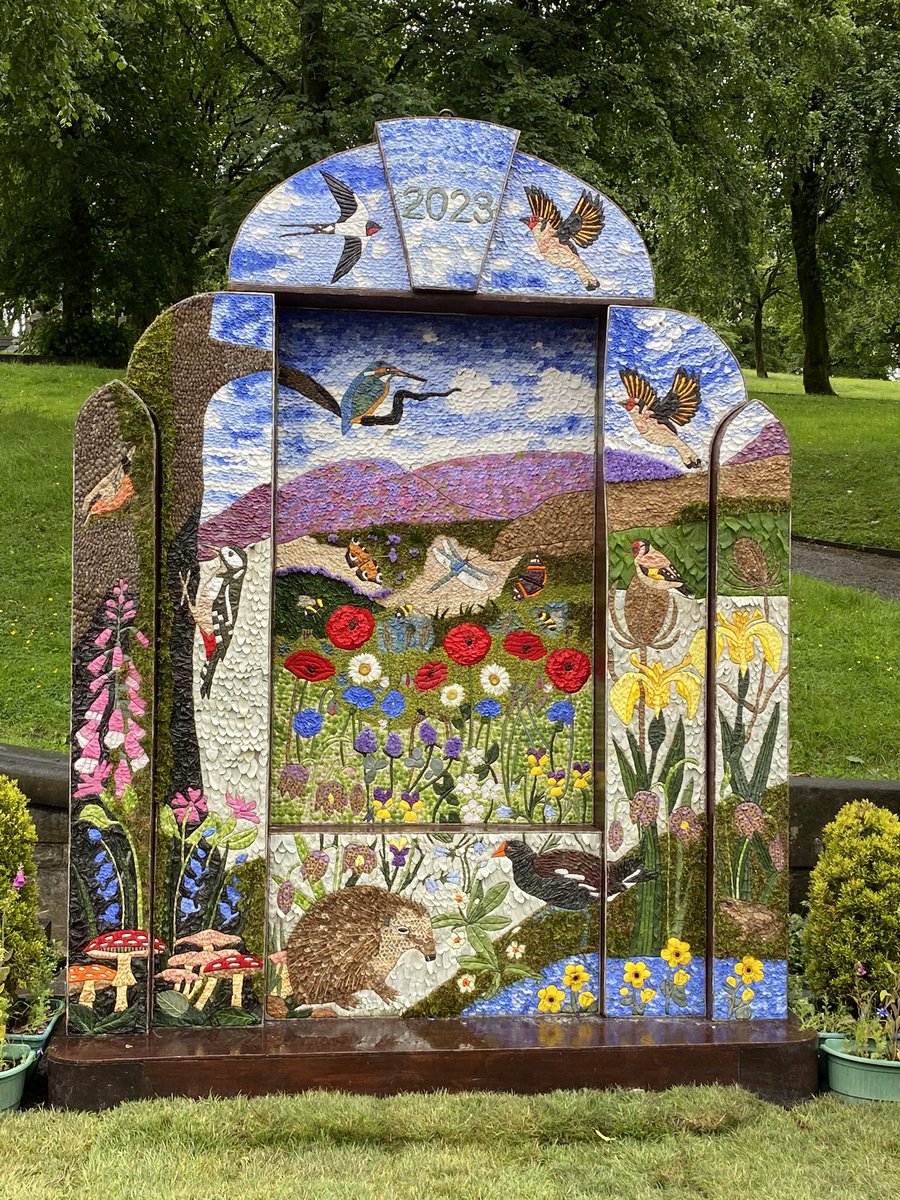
[545,647,591,693]
[284,649,336,683]
[414,660,448,691]
[503,630,547,661]
[326,605,375,650]
[442,623,492,666]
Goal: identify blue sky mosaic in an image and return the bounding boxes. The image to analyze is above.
[604,306,754,474]
[481,153,654,299]
[378,117,518,290]
[229,144,410,291]
[201,371,273,520]
[276,308,597,483]
[210,292,274,350]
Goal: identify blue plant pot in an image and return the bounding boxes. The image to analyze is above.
[0,1044,37,1112]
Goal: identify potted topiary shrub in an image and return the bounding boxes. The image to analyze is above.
[0,775,52,1106]
[804,799,900,1101]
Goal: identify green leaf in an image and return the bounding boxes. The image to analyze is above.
[214,1006,258,1026]
[456,956,492,972]
[626,730,650,791]
[658,718,686,809]
[467,926,498,966]
[430,914,463,929]
[504,965,543,981]
[158,803,178,837]
[474,915,511,931]
[155,989,191,1017]
[76,803,116,831]
[477,881,509,916]
[485,743,500,765]
[222,828,259,852]
[748,703,781,805]
[293,835,310,862]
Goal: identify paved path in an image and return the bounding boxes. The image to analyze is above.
[791,539,900,602]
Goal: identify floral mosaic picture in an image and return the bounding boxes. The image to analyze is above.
[253,308,598,828]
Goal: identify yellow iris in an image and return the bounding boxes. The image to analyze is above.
[609,654,702,725]
[537,985,566,1013]
[660,938,692,968]
[734,956,764,985]
[623,960,651,988]
[563,963,590,992]
[716,608,783,676]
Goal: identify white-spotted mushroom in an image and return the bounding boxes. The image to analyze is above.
[84,930,166,1012]
[200,952,263,1008]
[67,962,117,1009]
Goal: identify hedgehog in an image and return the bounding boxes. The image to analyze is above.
[285,886,436,1009]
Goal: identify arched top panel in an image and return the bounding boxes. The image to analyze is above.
[228,117,654,303]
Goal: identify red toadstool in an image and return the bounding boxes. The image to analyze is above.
[199,951,263,1009]
[84,930,166,1012]
[67,962,117,1009]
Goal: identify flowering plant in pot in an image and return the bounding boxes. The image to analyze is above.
[0,867,37,1111]
[819,965,900,1103]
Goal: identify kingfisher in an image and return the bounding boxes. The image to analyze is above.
[279,171,381,284]
[520,186,605,291]
[278,361,460,434]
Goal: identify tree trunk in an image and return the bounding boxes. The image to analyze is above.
[753,294,768,378]
[790,168,835,395]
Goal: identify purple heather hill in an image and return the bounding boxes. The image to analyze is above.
[603,448,681,483]
[727,421,790,465]
[198,451,595,553]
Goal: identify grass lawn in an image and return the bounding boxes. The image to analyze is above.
[743,370,900,552]
[4,1087,900,1199]
[0,362,897,780]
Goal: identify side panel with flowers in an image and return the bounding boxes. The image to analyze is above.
[125,292,275,1028]
[602,307,750,1017]
[711,402,790,1018]
[69,381,157,1035]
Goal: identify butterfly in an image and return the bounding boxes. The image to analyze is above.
[346,537,382,584]
[512,556,547,601]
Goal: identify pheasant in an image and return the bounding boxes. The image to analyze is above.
[619,367,702,469]
[520,187,605,291]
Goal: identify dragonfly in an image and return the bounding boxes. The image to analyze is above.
[428,538,495,592]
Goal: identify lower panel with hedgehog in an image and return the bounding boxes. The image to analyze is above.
[265,831,602,1018]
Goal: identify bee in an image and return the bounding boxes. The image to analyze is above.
[512,555,547,601]
[395,603,414,618]
[345,537,382,585]
[296,595,324,614]
[534,602,568,634]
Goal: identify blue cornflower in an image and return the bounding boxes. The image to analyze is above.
[419,721,438,747]
[380,689,406,718]
[546,699,576,725]
[354,728,378,755]
[475,698,502,719]
[343,686,376,709]
[293,708,323,737]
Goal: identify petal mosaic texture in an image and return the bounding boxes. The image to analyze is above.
[67,118,790,1046]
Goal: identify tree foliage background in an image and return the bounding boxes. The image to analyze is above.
[1,0,898,388]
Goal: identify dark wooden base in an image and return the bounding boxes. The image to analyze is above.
[48,1018,816,1110]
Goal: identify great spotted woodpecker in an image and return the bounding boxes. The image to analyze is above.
[179,546,248,698]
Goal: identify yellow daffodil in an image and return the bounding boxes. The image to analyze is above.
[537,985,566,1013]
[660,938,692,968]
[563,963,590,992]
[623,960,651,989]
[640,988,656,1004]
[578,991,596,1009]
[610,654,702,725]
[741,988,755,1003]
[673,969,690,987]
[734,956,764,985]
[716,609,783,676]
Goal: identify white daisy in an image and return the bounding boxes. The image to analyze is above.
[480,662,510,696]
[441,683,465,708]
[348,653,382,685]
